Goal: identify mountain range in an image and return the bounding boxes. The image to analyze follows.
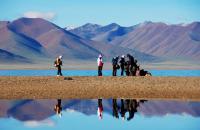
[70,22,200,60]
[0,18,199,65]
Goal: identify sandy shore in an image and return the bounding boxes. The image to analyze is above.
[0,76,200,100]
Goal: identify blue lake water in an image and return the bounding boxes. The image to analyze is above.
[0,99,200,130]
[0,70,200,76]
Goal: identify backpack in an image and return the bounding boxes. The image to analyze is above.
[112,58,118,65]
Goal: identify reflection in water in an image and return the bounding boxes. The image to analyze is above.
[111,99,147,121]
[97,99,103,119]
[0,99,200,130]
[54,99,62,117]
[112,99,119,119]
[0,99,200,121]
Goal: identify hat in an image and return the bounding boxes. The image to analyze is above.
[98,54,102,58]
[121,55,125,58]
[59,55,62,59]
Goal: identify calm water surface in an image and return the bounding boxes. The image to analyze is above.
[0,99,200,130]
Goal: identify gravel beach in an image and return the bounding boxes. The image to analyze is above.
[0,76,200,100]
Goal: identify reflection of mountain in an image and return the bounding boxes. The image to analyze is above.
[0,99,200,121]
[139,101,200,117]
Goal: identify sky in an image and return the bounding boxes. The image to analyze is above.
[0,0,200,27]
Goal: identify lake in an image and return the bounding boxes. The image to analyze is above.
[0,70,200,76]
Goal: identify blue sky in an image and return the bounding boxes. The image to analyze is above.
[0,0,200,27]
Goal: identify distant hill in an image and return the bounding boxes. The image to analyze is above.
[70,22,200,60]
[70,23,134,44]
[0,49,30,63]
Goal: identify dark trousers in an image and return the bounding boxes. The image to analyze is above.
[129,65,134,76]
[112,66,117,76]
[57,66,62,76]
[125,70,130,76]
[121,66,124,76]
[98,66,102,76]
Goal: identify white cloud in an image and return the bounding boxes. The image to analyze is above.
[24,119,55,128]
[65,108,77,113]
[23,11,56,20]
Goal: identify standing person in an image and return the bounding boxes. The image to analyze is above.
[112,56,119,76]
[127,54,135,76]
[54,56,63,76]
[97,99,103,119]
[133,60,138,76]
[97,54,103,76]
[124,61,130,76]
[124,55,130,76]
[119,55,125,76]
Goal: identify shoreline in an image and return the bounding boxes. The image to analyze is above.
[0,76,200,100]
[0,60,200,70]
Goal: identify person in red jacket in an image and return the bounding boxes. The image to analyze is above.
[97,54,103,76]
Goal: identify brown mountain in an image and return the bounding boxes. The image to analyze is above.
[117,22,200,60]
[0,23,48,62]
[1,18,158,62]
[71,22,200,60]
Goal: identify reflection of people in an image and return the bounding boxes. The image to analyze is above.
[97,99,103,119]
[54,99,62,117]
[127,99,137,121]
[120,99,126,120]
[97,54,103,76]
[112,99,119,118]
[54,56,63,76]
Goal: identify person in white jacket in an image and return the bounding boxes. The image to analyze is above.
[97,54,103,76]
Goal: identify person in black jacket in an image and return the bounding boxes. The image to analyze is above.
[127,54,135,76]
[119,55,125,76]
[112,56,119,76]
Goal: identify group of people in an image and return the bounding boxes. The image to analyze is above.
[97,54,152,76]
[53,53,151,77]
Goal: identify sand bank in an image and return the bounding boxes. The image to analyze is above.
[0,76,200,100]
